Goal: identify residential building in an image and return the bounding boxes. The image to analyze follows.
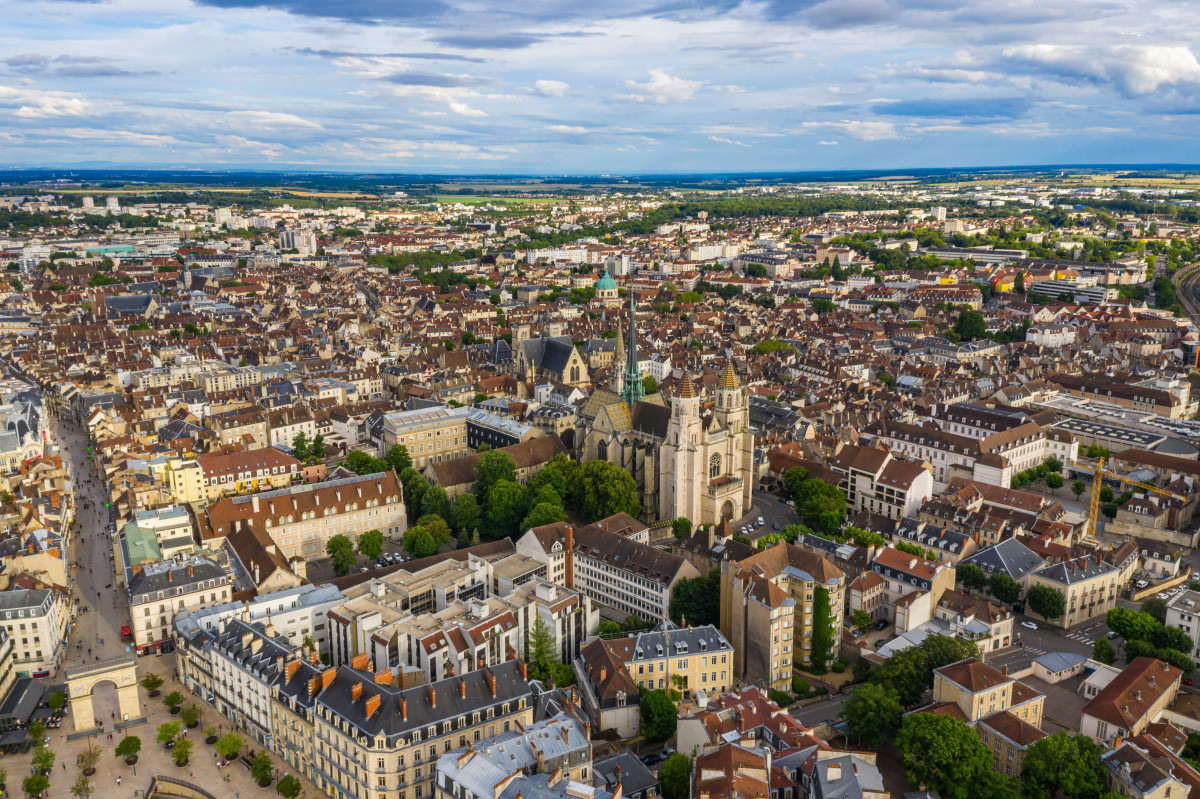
[1102,732,1200,799]
[0,588,69,677]
[517,521,700,622]
[127,553,234,656]
[1026,554,1118,629]
[1165,590,1200,665]
[196,446,302,499]
[857,546,955,633]
[829,445,933,521]
[1081,657,1182,744]
[720,542,845,691]
[196,471,407,559]
[594,623,733,700]
[381,406,472,469]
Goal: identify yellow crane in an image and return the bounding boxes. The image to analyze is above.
[1072,457,1186,543]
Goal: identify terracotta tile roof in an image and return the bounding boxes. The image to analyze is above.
[1083,657,1182,730]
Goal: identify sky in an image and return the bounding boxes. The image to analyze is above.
[2,0,1200,173]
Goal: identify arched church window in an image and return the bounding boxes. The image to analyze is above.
[709,453,721,479]
[598,439,608,461]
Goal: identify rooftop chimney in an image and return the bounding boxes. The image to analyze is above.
[401,697,407,721]
[351,682,363,702]
[308,675,320,698]
[321,667,336,691]
[519,658,528,680]
[460,677,466,699]
[365,693,380,718]
[375,668,393,685]
[486,668,497,698]
[286,659,301,683]
[352,652,370,671]
[429,686,437,708]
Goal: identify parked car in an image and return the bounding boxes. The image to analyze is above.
[772,521,779,530]
[874,619,888,631]
[1020,621,1038,630]
[1157,592,1170,600]
[1135,580,1149,589]
[756,517,765,527]
[1107,631,1118,639]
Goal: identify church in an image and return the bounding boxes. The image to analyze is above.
[574,292,754,526]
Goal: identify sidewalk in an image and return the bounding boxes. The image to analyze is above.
[4,666,303,799]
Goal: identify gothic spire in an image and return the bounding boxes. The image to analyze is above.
[621,289,644,408]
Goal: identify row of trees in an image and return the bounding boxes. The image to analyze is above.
[782,467,846,533]
[1107,605,1196,675]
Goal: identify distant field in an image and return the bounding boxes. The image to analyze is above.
[54,186,374,199]
[433,194,559,205]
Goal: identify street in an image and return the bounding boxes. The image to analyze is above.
[790,694,847,729]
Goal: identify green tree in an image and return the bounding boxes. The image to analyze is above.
[173,736,193,766]
[598,621,622,637]
[180,703,201,728]
[250,751,274,785]
[955,562,989,591]
[642,375,659,394]
[325,534,357,575]
[47,690,65,711]
[527,618,558,682]
[420,484,451,522]
[896,713,994,799]
[841,683,903,748]
[31,741,53,774]
[23,774,49,798]
[521,501,567,531]
[1046,472,1064,493]
[639,690,677,742]
[1072,479,1087,500]
[140,673,163,695]
[1022,731,1106,799]
[384,444,413,473]
[474,450,518,503]
[277,775,304,799]
[1093,636,1118,666]
[156,721,182,746]
[215,732,244,761]
[403,527,437,558]
[291,431,310,461]
[852,609,871,630]
[1142,597,1169,624]
[794,478,846,533]
[669,572,721,627]
[1099,486,1114,503]
[484,479,529,539]
[953,309,987,342]
[1027,584,1066,620]
[573,460,641,521]
[163,691,183,710]
[672,517,692,540]
[115,735,141,763]
[810,585,834,673]
[660,753,692,799]
[449,493,481,534]
[989,573,1022,604]
[399,467,428,519]
[70,774,93,799]
[356,529,385,561]
[783,466,808,500]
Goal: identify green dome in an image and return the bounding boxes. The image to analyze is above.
[595,269,617,291]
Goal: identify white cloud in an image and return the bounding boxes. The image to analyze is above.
[817,140,838,145]
[534,79,570,97]
[448,101,487,117]
[798,119,900,141]
[619,69,701,104]
[1003,44,1200,96]
[546,124,589,134]
[0,85,91,118]
[708,135,750,147]
[227,110,322,129]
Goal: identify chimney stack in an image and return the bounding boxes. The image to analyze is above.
[321,667,336,690]
[351,682,363,702]
[401,697,407,721]
[486,668,497,697]
[429,685,437,708]
[460,677,466,699]
[365,693,380,718]
[375,668,393,685]
[308,676,320,698]
[519,658,528,680]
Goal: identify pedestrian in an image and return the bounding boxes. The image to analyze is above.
[116,777,121,786]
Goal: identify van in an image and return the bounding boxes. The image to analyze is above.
[756,517,765,527]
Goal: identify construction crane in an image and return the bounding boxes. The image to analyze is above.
[1070,457,1186,543]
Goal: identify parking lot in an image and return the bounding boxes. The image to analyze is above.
[303,535,415,582]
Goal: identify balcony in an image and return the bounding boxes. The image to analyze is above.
[705,476,743,499]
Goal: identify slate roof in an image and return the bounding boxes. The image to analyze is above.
[962,537,1043,580]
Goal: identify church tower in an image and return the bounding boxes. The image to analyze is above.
[609,320,625,394]
[620,290,644,408]
[715,363,747,432]
[662,371,703,526]
[714,362,754,518]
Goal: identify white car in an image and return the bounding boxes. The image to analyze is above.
[1157,592,1170,600]
[1020,621,1038,630]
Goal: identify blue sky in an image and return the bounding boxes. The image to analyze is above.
[2,0,1199,172]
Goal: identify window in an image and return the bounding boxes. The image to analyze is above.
[709,454,721,479]
[597,440,608,461]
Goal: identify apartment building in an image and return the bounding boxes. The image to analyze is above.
[267,405,318,448]
[196,471,407,559]
[517,521,699,622]
[719,542,845,691]
[201,364,265,395]
[829,445,933,521]
[381,407,471,469]
[164,458,205,504]
[210,407,270,448]
[1026,554,1118,629]
[855,546,954,634]
[1081,657,1182,744]
[196,446,302,499]
[435,714,593,799]
[929,657,1046,778]
[127,553,234,655]
[1164,590,1200,664]
[1102,735,1199,799]
[209,618,298,745]
[0,588,69,677]
[311,659,535,799]
[600,624,733,700]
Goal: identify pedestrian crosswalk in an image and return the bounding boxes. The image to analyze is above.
[1066,631,1097,646]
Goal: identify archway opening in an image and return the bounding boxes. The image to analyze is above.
[720,500,734,522]
[83,678,120,728]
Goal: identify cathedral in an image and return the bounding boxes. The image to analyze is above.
[574,292,754,526]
